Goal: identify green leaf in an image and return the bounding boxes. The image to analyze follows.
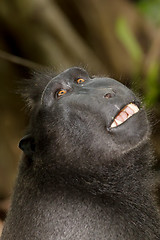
[115,17,143,63]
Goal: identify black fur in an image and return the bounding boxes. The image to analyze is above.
[1,67,160,239]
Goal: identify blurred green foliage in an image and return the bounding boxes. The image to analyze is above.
[115,17,143,67]
[115,15,160,107]
[137,0,160,106]
[145,61,159,106]
[137,0,160,26]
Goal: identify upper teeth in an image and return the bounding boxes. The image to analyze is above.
[110,103,139,128]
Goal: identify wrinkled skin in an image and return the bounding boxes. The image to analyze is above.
[1,67,160,240]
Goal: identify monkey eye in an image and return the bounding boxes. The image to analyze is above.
[76,78,85,84]
[56,89,67,98]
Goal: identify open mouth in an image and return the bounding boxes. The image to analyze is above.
[110,103,139,128]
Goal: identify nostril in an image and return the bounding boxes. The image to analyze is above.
[104,93,112,99]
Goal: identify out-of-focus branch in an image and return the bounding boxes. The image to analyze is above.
[31,0,107,73]
[0,49,42,69]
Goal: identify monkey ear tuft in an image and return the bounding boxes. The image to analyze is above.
[19,134,35,157]
[20,68,56,110]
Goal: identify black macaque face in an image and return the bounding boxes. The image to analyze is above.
[20,67,149,176]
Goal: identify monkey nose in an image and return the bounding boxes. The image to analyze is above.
[104,93,112,99]
[103,89,116,99]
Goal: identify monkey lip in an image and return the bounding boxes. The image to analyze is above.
[110,103,139,128]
